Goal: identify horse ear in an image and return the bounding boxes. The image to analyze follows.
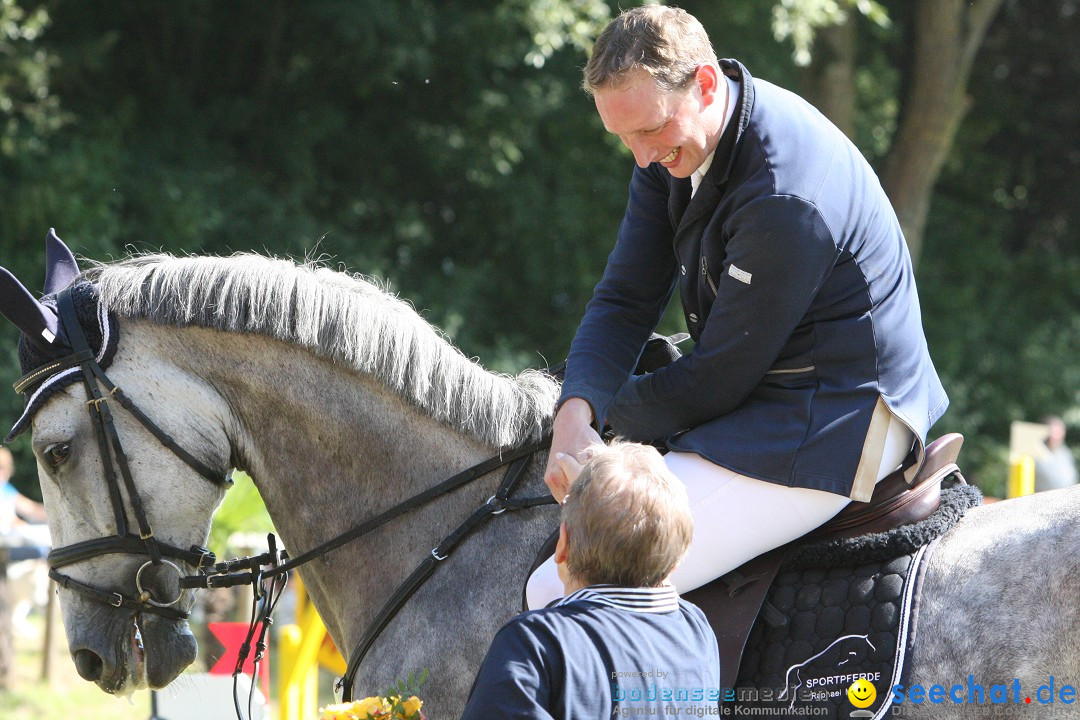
[0,266,63,353]
[43,228,80,296]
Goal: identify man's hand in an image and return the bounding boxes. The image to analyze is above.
[544,398,603,503]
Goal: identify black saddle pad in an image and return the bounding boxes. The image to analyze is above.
[727,483,982,719]
[730,545,931,719]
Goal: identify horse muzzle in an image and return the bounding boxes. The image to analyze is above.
[63,593,197,693]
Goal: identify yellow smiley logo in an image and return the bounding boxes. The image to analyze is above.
[847,678,877,708]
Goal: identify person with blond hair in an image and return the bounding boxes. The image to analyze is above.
[461,440,719,719]
[534,4,947,607]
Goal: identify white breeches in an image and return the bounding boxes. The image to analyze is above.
[525,416,914,610]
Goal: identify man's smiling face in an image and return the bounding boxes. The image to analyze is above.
[593,66,724,179]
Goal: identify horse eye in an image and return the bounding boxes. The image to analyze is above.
[44,443,71,467]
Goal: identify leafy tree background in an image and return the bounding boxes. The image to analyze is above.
[1,0,1077,502]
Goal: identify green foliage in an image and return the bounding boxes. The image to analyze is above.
[772,0,890,66]
[0,0,1077,504]
[207,471,274,559]
[384,668,429,702]
[852,49,898,162]
[0,0,67,157]
[516,0,611,67]
[920,0,1080,495]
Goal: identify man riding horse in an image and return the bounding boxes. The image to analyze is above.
[530,5,947,608]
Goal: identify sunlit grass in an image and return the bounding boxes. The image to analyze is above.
[1,611,149,720]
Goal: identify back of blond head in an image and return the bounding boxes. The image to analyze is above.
[583,5,717,95]
[561,440,693,587]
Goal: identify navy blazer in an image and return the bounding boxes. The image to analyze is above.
[560,60,948,499]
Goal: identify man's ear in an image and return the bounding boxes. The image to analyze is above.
[694,63,720,108]
[554,523,570,565]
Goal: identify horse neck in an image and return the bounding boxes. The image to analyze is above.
[174,325,499,637]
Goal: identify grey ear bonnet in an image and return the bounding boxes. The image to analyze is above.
[7,280,119,441]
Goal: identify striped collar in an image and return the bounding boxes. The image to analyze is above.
[553,584,680,614]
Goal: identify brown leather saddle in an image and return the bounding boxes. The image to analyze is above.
[683,432,967,688]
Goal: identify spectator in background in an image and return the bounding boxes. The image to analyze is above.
[1034,416,1078,492]
[1,446,50,639]
[0,447,47,538]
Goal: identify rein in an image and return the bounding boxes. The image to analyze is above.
[180,437,555,702]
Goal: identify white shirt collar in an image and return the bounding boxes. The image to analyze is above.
[691,74,740,197]
[690,152,715,197]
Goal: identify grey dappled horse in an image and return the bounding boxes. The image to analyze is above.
[4,247,1080,718]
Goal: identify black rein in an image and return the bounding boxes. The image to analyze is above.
[181,437,555,702]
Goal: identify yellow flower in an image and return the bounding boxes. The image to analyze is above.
[320,684,424,720]
[319,702,359,720]
[319,697,391,720]
[354,696,392,718]
[401,695,423,718]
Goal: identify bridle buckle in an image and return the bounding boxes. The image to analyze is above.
[110,592,124,608]
[85,386,119,410]
[191,545,216,570]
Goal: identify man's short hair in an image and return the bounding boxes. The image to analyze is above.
[583,5,718,95]
[561,440,693,587]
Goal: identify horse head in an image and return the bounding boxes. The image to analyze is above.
[0,231,232,693]
[3,232,564,709]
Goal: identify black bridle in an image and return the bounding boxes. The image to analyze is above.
[18,286,558,703]
[15,288,229,621]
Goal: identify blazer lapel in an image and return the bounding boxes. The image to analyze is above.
[673,172,723,245]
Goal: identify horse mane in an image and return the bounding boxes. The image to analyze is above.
[87,253,558,448]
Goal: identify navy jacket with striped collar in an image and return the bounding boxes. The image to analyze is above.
[460,585,719,719]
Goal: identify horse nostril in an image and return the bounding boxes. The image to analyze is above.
[73,648,104,681]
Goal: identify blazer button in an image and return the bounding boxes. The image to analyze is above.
[680,265,687,275]
[689,313,699,323]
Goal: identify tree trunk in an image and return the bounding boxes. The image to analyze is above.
[880,0,1004,267]
[801,15,856,139]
